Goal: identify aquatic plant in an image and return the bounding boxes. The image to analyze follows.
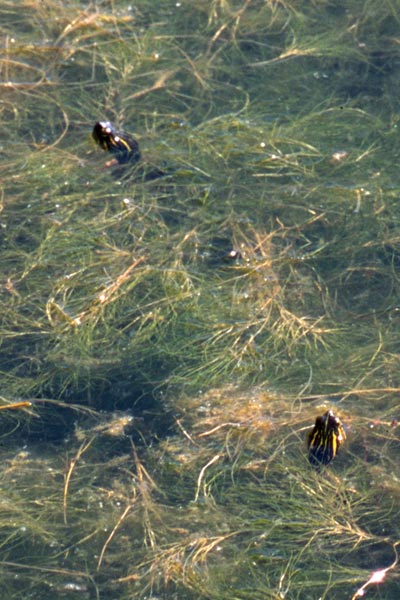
[0,0,399,598]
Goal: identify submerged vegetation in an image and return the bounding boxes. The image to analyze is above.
[0,0,399,598]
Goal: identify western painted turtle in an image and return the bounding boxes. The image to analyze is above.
[92,121,165,180]
[92,121,141,166]
[308,410,346,467]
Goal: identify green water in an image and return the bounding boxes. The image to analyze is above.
[0,0,399,598]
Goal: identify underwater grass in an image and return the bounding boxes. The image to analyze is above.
[1,0,400,599]
[0,400,398,599]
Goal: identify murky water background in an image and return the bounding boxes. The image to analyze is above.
[0,1,399,598]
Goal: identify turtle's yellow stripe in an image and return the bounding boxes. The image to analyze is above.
[308,410,346,467]
[114,135,134,152]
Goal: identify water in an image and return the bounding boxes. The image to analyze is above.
[0,1,399,598]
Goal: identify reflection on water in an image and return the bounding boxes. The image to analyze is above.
[0,1,399,598]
